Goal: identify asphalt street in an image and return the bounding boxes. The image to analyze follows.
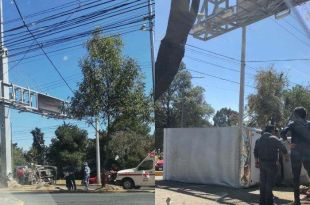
[0,192,155,205]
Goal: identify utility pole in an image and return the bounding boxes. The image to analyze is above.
[238,26,246,135]
[95,117,101,184]
[181,99,184,127]
[0,0,12,183]
[148,0,155,94]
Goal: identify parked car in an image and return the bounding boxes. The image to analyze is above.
[89,175,97,184]
[155,159,164,171]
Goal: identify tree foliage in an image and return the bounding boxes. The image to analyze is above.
[155,62,214,149]
[283,85,310,120]
[108,131,154,169]
[70,29,152,134]
[26,128,45,165]
[21,29,154,172]
[69,29,153,167]
[12,143,27,168]
[213,108,239,127]
[247,67,287,128]
[47,123,88,174]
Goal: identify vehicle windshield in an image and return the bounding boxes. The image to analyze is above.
[138,160,154,171]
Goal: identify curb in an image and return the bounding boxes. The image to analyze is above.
[2,188,155,194]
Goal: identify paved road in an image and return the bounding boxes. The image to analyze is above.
[155,180,302,205]
[0,192,155,205]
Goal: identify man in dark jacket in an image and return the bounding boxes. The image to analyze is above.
[281,107,310,205]
[254,124,288,205]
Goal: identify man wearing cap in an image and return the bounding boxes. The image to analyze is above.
[281,107,310,205]
[254,124,289,205]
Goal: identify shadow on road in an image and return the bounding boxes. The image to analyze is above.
[156,180,292,205]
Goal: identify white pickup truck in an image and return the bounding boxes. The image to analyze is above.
[116,152,155,189]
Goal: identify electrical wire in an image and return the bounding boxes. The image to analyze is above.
[6,2,150,48]
[12,0,75,93]
[187,68,256,89]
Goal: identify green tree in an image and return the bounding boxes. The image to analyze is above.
[108,131,153,169]
[47,123,88,174]
[70,28,152,167]
[213,108,239,127]
[247,67,288,128]
[12,143,27,168]
[155,62,214,149]
[27,128,45,165]
[283,85,310,120]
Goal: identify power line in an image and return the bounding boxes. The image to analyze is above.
[8,16,147,55]
[246,58,310,63]
[186,44,240,62]
[6,6,151,58]
[187,43,310,63]
[4,0,118,35]
[5,27,143,69]
[6,2,149,49]
[4,0,95,25]
[283,18,309,39]
[12,0,75,93]
[187,68,256,89]
[273,19,310,48]
[7,1,82,75]
[185,55,255,78]
[5,0,147,42]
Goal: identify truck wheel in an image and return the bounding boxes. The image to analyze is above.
[122,178,134,189]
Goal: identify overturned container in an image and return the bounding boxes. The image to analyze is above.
[163,127,309,188]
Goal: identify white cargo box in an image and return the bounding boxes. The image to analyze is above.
[163,127,309,188]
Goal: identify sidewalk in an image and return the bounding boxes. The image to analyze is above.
[155,179,308,205]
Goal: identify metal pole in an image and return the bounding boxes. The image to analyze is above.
[181,99,184,127]
[148,0,155,94]
[95,117,101,184]
[239,26,246,134]
[0,0,12,183]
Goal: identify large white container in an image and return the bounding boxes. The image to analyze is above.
[163,127,261,188]
[163,127,310,188]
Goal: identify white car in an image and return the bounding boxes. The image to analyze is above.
[116,153,155,189]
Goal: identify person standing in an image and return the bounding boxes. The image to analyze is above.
[254,124,289,205]
[64,170,72,190]
[281,107,310,205]
[16,167,25,185]
[68,166,76,191]
[83,162,91,190]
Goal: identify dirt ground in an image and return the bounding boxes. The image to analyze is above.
[4,180,124,192]
[155,179,310,205]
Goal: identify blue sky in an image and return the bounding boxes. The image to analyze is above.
[3,0,153,150]
[155,0,310,116]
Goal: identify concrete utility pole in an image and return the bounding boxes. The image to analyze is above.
[95,117,101,184]
[238,26,246,134]
[0,0,12,182]
[148,0,155,93]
